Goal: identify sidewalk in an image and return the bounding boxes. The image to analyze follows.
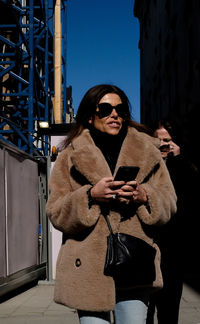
[0,282,200,324]
[0,282,79,324]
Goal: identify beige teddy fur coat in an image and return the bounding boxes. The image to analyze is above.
[46,126,177,311]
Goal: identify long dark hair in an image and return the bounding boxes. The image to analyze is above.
[60,84,150,150]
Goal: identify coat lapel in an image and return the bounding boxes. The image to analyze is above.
[71,129,112,185]
[115,127,161,183]
[71,128,161,186]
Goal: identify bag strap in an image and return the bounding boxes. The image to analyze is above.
[104,214,113,235]
[100,205,114,235]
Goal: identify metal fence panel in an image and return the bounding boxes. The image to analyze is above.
[6,151,39,275]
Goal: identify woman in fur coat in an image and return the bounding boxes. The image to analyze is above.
[46,84,177,324]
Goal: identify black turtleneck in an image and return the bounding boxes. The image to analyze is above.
[89,126,127,174]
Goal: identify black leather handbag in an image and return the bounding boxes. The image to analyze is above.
[104,215,156,289]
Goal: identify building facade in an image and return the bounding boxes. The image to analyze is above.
[134,0,200,168]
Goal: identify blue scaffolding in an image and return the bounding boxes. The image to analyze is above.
[0,0,67,156]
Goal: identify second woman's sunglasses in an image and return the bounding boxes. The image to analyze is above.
[96,103,129,119]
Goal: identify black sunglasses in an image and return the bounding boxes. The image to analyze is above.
[95,102,129,119]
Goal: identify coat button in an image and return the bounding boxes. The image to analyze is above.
[75,258,81,267]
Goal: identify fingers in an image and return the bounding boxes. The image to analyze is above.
[126,180,137,187]
[117,182,147,203]
[92,178,145,203]
[170,141,180,156]
[92,177,123,202]
[111,180,125,189]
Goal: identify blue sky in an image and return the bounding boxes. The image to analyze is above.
[66,0,141,122]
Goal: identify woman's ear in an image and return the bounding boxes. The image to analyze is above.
[88,117,93,124]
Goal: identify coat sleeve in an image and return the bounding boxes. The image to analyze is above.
[46,150,100,234]
[136,158,177,226]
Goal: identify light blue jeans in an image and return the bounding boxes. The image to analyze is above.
[78,291,149,324]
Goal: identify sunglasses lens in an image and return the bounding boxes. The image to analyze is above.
[96,103,112,118]
[96,103,128,118]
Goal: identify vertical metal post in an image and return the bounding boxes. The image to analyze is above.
[54,0,62,124]
[46,155,53,281]
[28,0,34,155]
[44,0,50,155]
[62,1,67,123]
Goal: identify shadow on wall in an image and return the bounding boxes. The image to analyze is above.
[182,104,200,174]
[182,105,200,293]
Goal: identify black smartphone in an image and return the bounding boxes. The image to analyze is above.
[114,166,140,182]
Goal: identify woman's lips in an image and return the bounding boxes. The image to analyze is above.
[107,121,121,127]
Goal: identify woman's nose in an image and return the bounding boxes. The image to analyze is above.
[110,108,118,117]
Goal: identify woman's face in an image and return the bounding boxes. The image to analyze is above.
[89,93,124,135]
[155,127,172,159]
